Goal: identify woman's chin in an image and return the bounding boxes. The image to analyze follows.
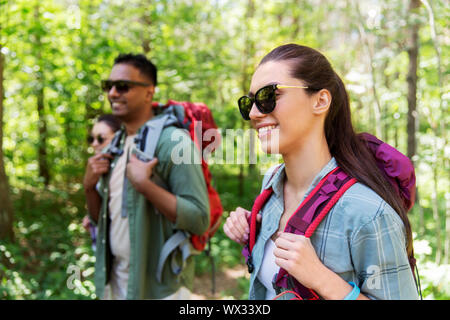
[260,140,281,155]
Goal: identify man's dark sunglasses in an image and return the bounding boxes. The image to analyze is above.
[238,84,310,120]
[101,80,152,94]
[88,134,105,145]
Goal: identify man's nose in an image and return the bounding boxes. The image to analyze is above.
[108,85,120,99]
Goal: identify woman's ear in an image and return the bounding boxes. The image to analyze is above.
[312,89,331,115]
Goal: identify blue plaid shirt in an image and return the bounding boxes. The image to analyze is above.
[248,157,419,300]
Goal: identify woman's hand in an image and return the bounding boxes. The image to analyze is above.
[83,153,113,190]
[223,207,261,245]
[274,232,369,300]
[82,215,91,232]
[273,232,326,290]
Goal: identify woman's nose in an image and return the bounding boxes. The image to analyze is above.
[249,102,265,120]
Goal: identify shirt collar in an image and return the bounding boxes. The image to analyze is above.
[264,163,285,198]
[264,157,338,199]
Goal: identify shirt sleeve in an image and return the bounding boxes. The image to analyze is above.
[349,204,419,300]
[156,127,210,235]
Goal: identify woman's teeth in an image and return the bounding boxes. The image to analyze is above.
[258,125,277,134]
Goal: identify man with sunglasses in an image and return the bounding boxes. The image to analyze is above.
[84,53,209,300]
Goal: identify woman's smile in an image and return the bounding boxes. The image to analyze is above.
[257,124,279,139]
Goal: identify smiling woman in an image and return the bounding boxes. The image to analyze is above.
[238,84,311,120]
[246,60,328,156]
[82,113,121,251]
[88,114,121,154]
[223,43,419,300]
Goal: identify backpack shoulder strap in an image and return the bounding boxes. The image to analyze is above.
[104,129,125,157]
[134,115,172,162]
[273,166,357,299]
[285,166,357,237]
[140,106,197,283]
[244,164,282,273]
[249,164,282,250]
[156,230,193,283]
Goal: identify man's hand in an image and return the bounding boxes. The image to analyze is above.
[126,154,158,193]
[83,153,113,190]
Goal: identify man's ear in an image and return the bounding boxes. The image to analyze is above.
[146,85,155,100]
[312,89,331,115]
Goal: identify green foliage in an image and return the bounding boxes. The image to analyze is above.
[194,164,264,276]
[0,188,96,299]
[0,0,448,300]
[412,234,450,300]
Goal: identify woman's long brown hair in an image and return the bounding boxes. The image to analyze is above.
[260,43,414,259]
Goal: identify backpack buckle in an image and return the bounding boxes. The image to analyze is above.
[109,146,123,157]
[246,255,254,273]
[272,273,282,295]
[272,273,297,295]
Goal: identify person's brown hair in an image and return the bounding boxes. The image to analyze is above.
[260,43,414,259]
[97,114,122,133]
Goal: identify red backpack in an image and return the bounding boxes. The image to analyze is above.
[106,100,223,283]
[243,133,419,300]
[149,100,223,248]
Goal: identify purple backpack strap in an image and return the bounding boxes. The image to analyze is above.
[245,165,357,300]
[273,166,357,300]
[360,133,416,211]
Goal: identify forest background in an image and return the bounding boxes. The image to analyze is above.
[0,0,448,299]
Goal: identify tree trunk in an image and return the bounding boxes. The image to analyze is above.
[405,0,423,243]
[36,79,49,185]
[34,4,50,186]
[431,142,442,264]
[406,0,421,161]
[140,6,152,55]
[238,0,256,195]
[79,0,97,123]
[0,44,14,241]
[445,178,450,265]
[422,0,446,263]
[354,1,382,138]
[415,188,425,236]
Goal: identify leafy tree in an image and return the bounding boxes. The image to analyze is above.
[0,0,448,299]
[0,0,14,241]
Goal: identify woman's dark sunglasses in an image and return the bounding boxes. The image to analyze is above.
[238,84,309,120]
[88,135,105,145]
[101,80,151,94]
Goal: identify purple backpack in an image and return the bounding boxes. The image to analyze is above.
[243,133,417,300]
[360,133,416,211]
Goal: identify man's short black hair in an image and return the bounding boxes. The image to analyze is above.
[114,53,157,86]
